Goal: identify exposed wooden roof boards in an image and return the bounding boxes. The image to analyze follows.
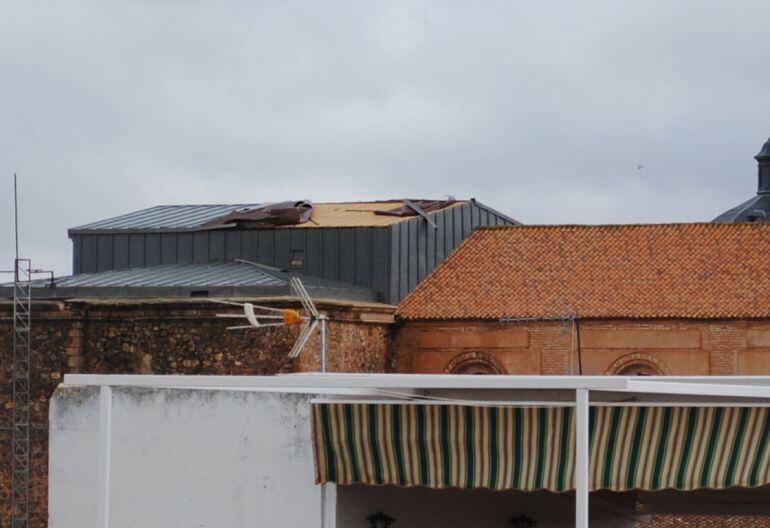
[69,201,469,233]
[291,201,464,229]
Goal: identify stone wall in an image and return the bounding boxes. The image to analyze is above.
[7,304,770,526]
[0,297,394,528]
[395,319,770,376]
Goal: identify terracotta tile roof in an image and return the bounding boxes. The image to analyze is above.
[397,223,770,320]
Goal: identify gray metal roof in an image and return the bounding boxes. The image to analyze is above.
[0,260,379,301]
[713,194,770,222]
[68,200,516,234]
[70,204,263,232]
[52,261,284,288]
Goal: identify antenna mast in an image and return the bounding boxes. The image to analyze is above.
[3,176,53,527]
[10,174,32,528]
[14,174,19,259]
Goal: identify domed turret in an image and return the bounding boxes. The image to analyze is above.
[756,136,770,194]
[713,135,770,222]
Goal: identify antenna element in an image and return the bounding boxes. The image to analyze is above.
[213,277,330,371]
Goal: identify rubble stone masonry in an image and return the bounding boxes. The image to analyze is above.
[0,298,394,527]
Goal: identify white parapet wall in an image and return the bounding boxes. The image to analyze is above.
[49,377,652,528]
[49,385,325,528]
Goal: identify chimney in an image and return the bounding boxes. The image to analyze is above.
[757,136,770,194]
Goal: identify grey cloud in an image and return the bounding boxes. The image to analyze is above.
[1,0,769,275]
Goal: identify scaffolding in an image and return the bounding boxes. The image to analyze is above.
[11,258,32,528]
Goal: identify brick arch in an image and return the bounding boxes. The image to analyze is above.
[605,352,671,376]
[444,351,506,375]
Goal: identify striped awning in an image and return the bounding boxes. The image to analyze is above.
[312,404,770,492]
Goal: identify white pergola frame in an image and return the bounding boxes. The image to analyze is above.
[63,374,770,528]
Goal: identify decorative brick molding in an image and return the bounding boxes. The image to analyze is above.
[605,352,671,376]
[444,351,506,374]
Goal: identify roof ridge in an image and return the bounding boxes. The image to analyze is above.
[127,199,469,207]
[135,203,259,208]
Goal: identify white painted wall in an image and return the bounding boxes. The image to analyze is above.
[49,386,324,528]
[49,385,635,528]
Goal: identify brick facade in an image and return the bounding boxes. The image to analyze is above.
[0,298,394,527]
[639,515,770,527]
[395,317,770,527]
[395,319,770,376]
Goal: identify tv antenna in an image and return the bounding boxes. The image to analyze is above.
[214,277,329,372]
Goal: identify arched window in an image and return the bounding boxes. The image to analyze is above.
[606,353,670,376]
[615,363,660,376]
[444,351,506,375]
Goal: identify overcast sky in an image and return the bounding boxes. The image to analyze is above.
[1,1,769,276]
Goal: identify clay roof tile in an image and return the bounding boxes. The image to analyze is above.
[396,223,770,320]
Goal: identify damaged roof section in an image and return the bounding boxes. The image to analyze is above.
[68,199,477,234]
[67,198,518,304]
[373,198,457,217]
[204,201,315,229]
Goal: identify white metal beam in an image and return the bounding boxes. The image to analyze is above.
[311,398,579,406]
[310,397,770,407]
[63,373,632,391]
[67,374,770,393]
[575,389,590,528]
[626,380,770,399]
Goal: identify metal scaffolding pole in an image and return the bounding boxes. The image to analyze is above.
[11,258,32,528]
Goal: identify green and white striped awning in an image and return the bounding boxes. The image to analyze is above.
[312,403,770,492]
